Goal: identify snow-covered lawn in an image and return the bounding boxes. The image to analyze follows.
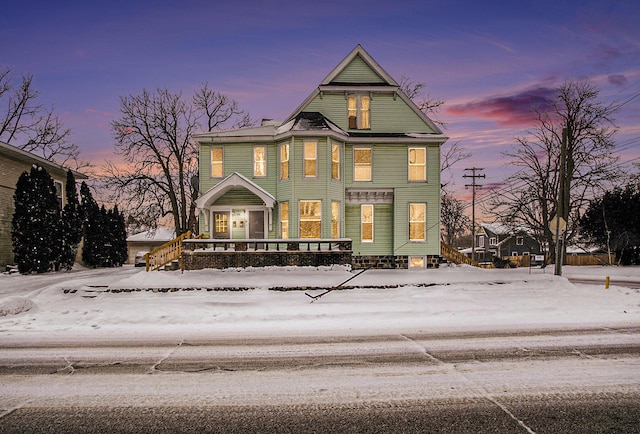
[1,264,639,344]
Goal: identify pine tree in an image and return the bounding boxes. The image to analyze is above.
[80,182,101,267]
[60,170,83,270]
[111,205,129,266]
[11,166,62,273]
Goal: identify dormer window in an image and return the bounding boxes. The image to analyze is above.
[348,95,370,129]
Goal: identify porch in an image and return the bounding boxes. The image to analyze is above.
[181,238,353,270]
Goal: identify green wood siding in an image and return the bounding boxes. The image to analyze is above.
[331,55,386,84]
[200,143,277,194]
[393,188,440,256]
[344,143,440,188]
[305,93,435,134]
[346,203,393,255]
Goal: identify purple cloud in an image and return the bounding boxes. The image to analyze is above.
[608,74,628,87]
[446,87,557,126]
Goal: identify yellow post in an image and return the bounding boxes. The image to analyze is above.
[605,276,610,289]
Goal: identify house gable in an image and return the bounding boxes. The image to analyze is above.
[196,172,276,209]
[285,45,443,136]
[322,46,396,86]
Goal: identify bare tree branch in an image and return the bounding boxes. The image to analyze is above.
[105,86,251,234]
[489,80,620,261]
[0,67,87,170]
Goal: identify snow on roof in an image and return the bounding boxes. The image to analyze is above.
[480,222,534,236]
[127,228,176,242]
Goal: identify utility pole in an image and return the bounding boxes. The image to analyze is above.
[464,167,485,263]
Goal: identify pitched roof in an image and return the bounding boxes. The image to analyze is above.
[0,140,87,179]
[283,45,443,135]
[320,44,398,86]
[195,172,276,209]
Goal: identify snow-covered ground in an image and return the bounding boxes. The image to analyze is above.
[1,264,639,344]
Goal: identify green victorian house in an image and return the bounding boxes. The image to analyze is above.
[193,45,447,269]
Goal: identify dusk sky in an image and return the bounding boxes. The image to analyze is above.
[3,0,639,204]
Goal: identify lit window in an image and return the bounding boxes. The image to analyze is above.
[408,147,426,181]
[215,213,228,233]
[348,95,370,129]
[280,143,289,180]
[280,202,289,239]
[409,203,426,241]
[331,201,340,238]
[253,146,266,177]
[409,256,425,268]
[331,143,340,180]
[211,146,223,178]
[304,141,317,177]
[354,148,372,181]
[299,200,321,238]
[361,204,373,242]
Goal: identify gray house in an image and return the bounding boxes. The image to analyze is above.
[474,222,542,264]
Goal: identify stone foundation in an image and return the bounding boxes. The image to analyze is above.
[182,250,352,270]
[352,255,441,269]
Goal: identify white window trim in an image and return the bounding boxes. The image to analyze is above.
[409,203,427,242]
[331,142,340,180]
[280,143,289,180]
[409,256,426,269]
[299,200,322,238]
[303,141,317,178]
[348,94,371,130]
[408,147,427,182]
[280,202,289,239]
[331,201,340,239]
[353,147,372,182]
[361,204,374,243]
[211,146,224,178]
[253,146,267,178]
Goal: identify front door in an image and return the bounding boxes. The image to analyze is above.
[212,212,230,239]
[249,211,265,239]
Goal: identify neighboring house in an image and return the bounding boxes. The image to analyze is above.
[475,222,542,262]
[0,140,87,268]
[125,228,176,264]
[193,45,447,269]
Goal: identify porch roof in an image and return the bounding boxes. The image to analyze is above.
[195,172,276,209]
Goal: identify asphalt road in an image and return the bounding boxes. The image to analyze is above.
[1,327,639,433]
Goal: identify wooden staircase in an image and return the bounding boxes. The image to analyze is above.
[145,231,204,271]
[440,242,479,267]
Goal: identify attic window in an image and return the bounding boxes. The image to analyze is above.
[348,95,370,129]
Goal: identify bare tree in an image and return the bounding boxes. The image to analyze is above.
[104,85,252,234]
[399,75,445,124]
[0,67,85,169]
[488,80,619,261]
[441,194,471,245]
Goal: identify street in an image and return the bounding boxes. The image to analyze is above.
[1,327,639,433]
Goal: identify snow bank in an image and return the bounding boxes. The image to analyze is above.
[0,296,35,316]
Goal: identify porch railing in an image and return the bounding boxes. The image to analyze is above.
[145,231,203,271]
[440,242,479,267]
